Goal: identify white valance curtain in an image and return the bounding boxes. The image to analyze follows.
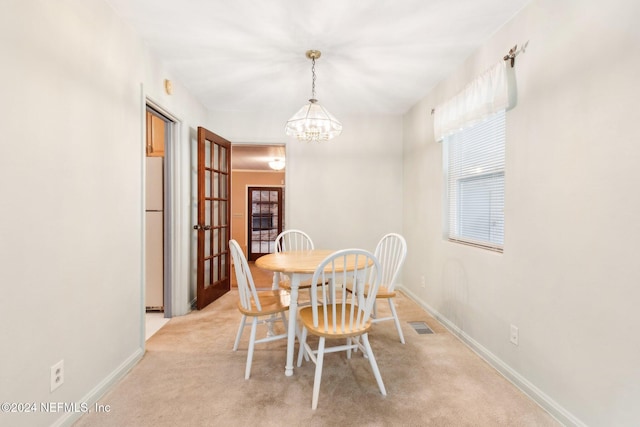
[434,60,515,141]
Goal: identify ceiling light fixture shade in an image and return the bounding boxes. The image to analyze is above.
[285,50,342,142]
[268,158,285,170]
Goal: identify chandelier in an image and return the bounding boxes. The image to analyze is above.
[285,50,342,142]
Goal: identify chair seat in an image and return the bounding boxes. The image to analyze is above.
[345,283,396,299]
[237,290,290,316]
[299,304,372,338]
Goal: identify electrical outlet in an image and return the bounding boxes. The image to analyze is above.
[510,325,519,346]
[50,360,64,392]
[420,276,426,288]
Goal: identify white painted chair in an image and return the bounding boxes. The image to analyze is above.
[229,239,290,379]
[273,229,315,304]
[275,229,315,253]
[346,233,408,343]
[296,249,386,410]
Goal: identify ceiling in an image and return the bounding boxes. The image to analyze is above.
[106,0,531,169]
[232,144,286,171]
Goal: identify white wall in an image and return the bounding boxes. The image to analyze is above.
[207,111,403,253]
[402,1,640,425]
[287,114,403,251]
[0,1,206,425]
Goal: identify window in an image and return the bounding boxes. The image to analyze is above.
[444,110,505,251]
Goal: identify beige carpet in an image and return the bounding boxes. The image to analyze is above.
[74,289,560,427]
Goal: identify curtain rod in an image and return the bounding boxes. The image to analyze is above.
[431,41,527,115]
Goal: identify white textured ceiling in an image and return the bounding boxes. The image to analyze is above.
[106,0,530,117]
[232,144,286,171]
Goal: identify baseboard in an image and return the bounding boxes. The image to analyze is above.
[397,285,585,427]
[52,347,145,427]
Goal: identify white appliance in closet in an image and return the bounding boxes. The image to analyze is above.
[145,156,164,310]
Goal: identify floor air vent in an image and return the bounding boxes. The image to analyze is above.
[408,321,434,335]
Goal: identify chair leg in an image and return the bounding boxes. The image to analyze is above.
[233,315,247,351]
[311,337,326,410]
[297,327,308,367]
[266,315,276,337]
[279,311,288,330]
[361,333,387,396]
[388,298,405,344]
[297,325,310,363]
[265,310,287,338]
[352,336,366,357]
[245,317,258,380]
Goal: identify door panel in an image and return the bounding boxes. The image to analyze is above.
[195,127,231,309]
[247,187,283,261]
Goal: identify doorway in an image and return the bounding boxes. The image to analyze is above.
[143,103,176,341]
[229,145,286,265]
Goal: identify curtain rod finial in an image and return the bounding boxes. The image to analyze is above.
[504,42,528,68]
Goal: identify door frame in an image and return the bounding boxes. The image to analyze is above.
[142,93,190,332]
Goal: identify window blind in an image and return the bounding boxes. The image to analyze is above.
[444,110,505,251]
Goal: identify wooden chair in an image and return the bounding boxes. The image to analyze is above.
[273,229,315,304]
[346,233,408,343]
[229,239,290,379]
[296,249,386,410]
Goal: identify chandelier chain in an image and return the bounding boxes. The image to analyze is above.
[311,57,316,99]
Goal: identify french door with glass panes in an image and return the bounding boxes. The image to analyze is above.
[194,127,231,309]
[247,187,282,261]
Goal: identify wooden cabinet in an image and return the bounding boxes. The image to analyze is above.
[146,110,165,157]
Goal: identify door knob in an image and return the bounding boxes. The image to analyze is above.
[193,224,211,230]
